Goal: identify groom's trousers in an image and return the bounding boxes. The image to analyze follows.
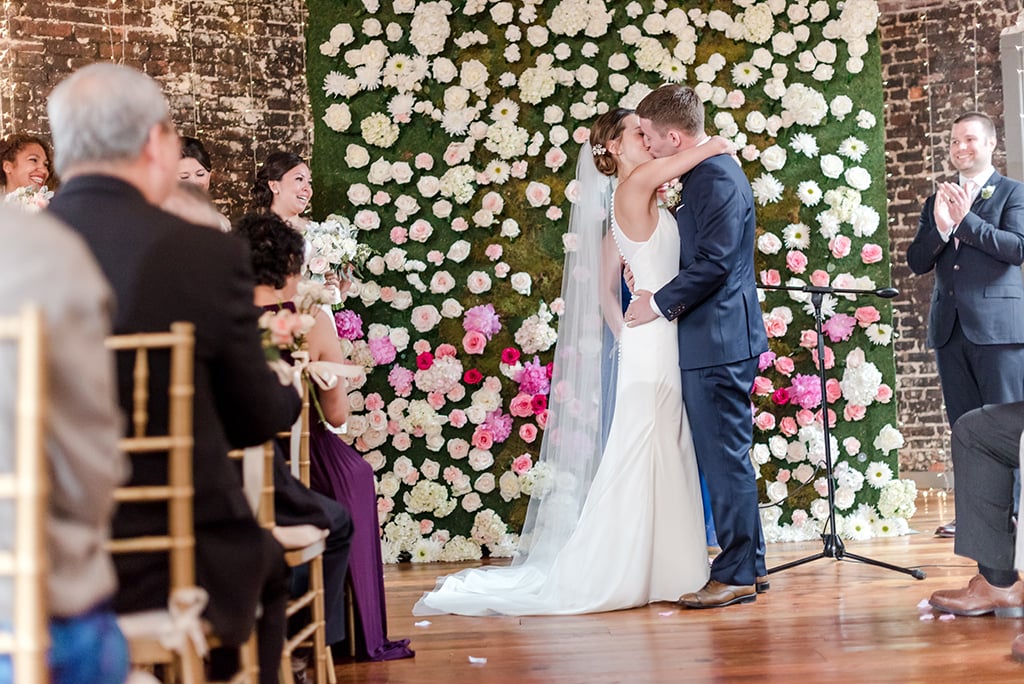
[952,401,1024,574]
[681,356,765,587]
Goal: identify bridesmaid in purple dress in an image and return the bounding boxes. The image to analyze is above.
[237,212,413,661]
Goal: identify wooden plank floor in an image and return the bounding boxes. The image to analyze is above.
[332,491,1024,682]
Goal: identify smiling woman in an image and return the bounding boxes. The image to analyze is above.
[251,150,313,231]
[0,134,52,193]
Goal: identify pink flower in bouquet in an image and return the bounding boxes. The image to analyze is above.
[536,409,549,429]
[531,394,548,414]
[758,350,776,371]
[854,306,880,327]
[307,255,331,275]
[771,387,790,405]
[509,392,534,417]
[519,423,538,443]
[829,235,852,259]
[760,269,781,286]
[752,376,774,396]
[795,409,815,426]
[860,243,883,264]
[389,226,408,244]
[463,303,502,338]
[427,391,446,410]
[333,310,364,340]
[512,453,534,475]
[471,428,494,450]
[810,270,830,287]
[799,329,817,349]
[844,404,867,421]
[825,378,842,404]
[416,352,434,370]
[369,336,397,365]
[516,356,551,395]
[876,384,893,403]
[789,374,822,409]
[785,250,808,274]
[462,330,488,355]
[387,364,413,396]
[779,416,798,436]
[754,412,776,431]
[501,347,521,365]
[463,368,483,384]
[774,356,795,375]
[436,343,458,358]
[822,313,856,342]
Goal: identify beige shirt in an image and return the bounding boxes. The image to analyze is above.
[0,205,128,617]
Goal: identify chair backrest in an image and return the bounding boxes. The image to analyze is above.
[104,322,196,592]
[0,306,49,684]
[279,373,312,487]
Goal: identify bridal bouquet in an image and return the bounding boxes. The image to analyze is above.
[4,185,52,212]
[302,213,376,283]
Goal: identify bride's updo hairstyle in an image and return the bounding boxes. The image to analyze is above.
[251,150,305,211]
[589,107,633,177]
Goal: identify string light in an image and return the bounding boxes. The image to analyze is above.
[243,0,258,176]
[0,0,11,131]
[184,0,201,136]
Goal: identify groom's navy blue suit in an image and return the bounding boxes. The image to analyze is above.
[653,153,769,587]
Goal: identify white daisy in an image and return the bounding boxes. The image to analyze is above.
[865,323,893,346]
[490,97,520,122]
[789,132,819,158]
[731,61,762,87]
[751,173,784,206]
[837,136,868,162]
[783,222,811,249]
[866,461,893,489]
[797,180,822,206]
[323,71,351,97]
[485,160,511,184]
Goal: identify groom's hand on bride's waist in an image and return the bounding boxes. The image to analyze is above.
[625,290,658,327]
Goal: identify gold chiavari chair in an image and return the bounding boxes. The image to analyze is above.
[105,322,212,684]
[0,306,48,684]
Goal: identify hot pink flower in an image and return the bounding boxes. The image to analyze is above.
[771,388,791,405]
[758,350,777,371]
[501,347,521,364]
[416,352,434,370]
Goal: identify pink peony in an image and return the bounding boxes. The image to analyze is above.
[758,350,777,371]
[333,310,364,340]
[370,337,397,365]
[788,374,822,410]
[463,303,502,338]
[822,313,856,342]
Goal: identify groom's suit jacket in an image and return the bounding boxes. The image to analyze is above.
[907,170,1024,349]
[49,175,300,644]
[653,154,768,368]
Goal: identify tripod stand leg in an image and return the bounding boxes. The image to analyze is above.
[838,550,927,580]
[767,551,828,575]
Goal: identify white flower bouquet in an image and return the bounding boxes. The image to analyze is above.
[4,185,52,212]
[302,213,377,283]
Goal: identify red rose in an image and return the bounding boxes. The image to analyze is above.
[501,347,521,364]
[416,352,434,370]
[463,368,483,384]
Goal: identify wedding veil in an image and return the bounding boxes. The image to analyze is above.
[511,141,622,570]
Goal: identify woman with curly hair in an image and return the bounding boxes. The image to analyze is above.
[1,134,52,193]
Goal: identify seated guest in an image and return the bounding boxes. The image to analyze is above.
[46,63,298,684]
[928,401,1024,660]
[236,212,413,661]
[0,206,129,683]
[0,133,51,194]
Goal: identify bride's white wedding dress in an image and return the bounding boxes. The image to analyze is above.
[413,207,708,616]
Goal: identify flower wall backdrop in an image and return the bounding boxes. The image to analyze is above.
[305,0,916,561]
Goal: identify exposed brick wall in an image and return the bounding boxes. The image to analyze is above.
[0,0,313,219]
[3,0,1022,472]
[880,0,1023,471]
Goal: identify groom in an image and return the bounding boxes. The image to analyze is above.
[626,84,769,608]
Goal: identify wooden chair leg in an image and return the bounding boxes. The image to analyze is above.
[345,582,356,659]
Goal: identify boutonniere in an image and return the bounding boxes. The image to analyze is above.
[657,179,683,209]
[981,184,995,200]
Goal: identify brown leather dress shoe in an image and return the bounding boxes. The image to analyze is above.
[929,574,1024,617]
[679,580,756,608]
[1012,633,1024,663]
[934,519,956,538]
[756,575,770,594]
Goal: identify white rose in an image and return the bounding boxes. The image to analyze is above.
[417,176,440,198]
[757,233,783,255]
[344,144,370,168]
[391,161,413,184]
[760,144,787,172]
[510,272,532,296]
[347,183,372,205]
[440,298,463,318]
[322,103,351,132]
[820,154,844,179]
[609,74,630,93]
[447,239,471,263]
[367,158,393,185]
[466,270,492,294]
[844,167,872,191]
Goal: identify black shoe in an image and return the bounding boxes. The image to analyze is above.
[935,519,956,538]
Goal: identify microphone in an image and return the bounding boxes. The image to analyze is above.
[874,287,899,299]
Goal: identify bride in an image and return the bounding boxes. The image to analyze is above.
[414,108,732,616]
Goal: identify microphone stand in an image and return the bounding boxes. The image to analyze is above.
[760,282,926,580]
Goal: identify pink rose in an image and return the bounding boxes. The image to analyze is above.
[754,412,776,431]
[860,243,883,264]
[447,438,469,459]
[427,250,445,265]
[791,509,808,526]
[825,378,842,404]
[535,409,549,429]
[572,127,589,144]
[462,330,488,354]
[844,404,867,421]
[752,376,774,396]
[372,191,391,206]
[785,250,808,274]
[519,423,538,443]
[409,219,433,243]
[367,410,388,431]
[876,384,893,403]
[544,147,568,171]
[426,391,446,410]
[485,244,503,261]
[725,89,745,107]
[392,432,412,451]
[824,408,837,428]
[854,306,880,327]
[377,497,394,514]
[776,469,791,483]
[387,419,400,435]
[779,416,798,436]
[415,152,434,170]
[512,453,534,475]
[810,270,830,287]
[420,519,434,535]
[760,269,781,286]
[471,427,494,450]
[447,384,466,402]
[812,345,835,370]
[545,206,563,220]
[774,357,795,376]
[307,255,330,275]
[509,392,534,417]
[510,160,528,178]
[403,470,419,485]
[364,393,385,411]
[795,409,815,426]
[481,191,504,213]
[764,315,788,338]
[829,235,852,259]
[799,329,818,349]
[436,343,457,358]
[448,410,468,429]
[451,217,469,232]
[379,286,396,303]
[525,181,551,207]
[353,209,380,230]
[411,305,441,332]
